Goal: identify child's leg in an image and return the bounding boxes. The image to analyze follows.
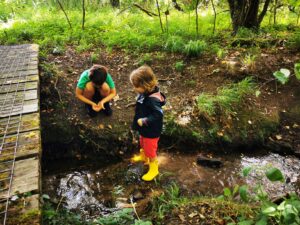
[83,82,95,100]
[83,82,97,117]
[142,137,160,181]
[98,82,112,116]
[131,136,148,163]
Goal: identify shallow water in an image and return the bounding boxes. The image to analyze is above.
[43,150,300,220]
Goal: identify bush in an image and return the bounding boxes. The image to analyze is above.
[184,40,207,57]
[288,32,300,50]
[164,35,185,53]
[197,77,255,116]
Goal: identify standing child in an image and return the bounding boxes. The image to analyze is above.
[75,65,117,117]
[130,65,166,181]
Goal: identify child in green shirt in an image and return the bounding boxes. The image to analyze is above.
[76,65,117,117]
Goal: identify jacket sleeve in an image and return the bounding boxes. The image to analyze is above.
[142,98,163,126]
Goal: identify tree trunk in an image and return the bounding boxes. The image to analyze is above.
[82,0,85,30]
[57,0,72,29]
[228,0,271,33]
[155,0,164,33]
[273,0,278,25]
[210,0,217,34]
[110,0,120,8]
[196,0,200,37]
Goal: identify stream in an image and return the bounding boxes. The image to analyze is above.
[42,150,300,221]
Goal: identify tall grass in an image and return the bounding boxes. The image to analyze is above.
[197,77,255,116]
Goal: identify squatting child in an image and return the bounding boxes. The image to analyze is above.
[75,65,117,117]
[130,65,166,181]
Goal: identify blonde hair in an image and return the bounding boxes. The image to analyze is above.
[130,65,158,93]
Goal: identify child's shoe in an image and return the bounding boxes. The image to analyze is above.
[131,149,148,164]
[142,159,159,181]
[103,101,113,116]
[85,104,97,117]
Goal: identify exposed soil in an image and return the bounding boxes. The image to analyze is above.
[41,45,300,157]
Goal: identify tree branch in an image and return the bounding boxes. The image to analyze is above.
[133,3,158,17]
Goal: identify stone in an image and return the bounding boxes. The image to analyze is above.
[196,155,223,168]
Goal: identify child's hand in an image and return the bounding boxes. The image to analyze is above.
[92,103,101,112]
[97,100,105,110]
[137,119,143,127]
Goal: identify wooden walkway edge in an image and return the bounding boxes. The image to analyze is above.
[0,44,41,225]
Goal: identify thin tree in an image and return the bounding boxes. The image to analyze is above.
[195,0,200,37]
[210,0,217,34]
[57,0,72,29]
[82,0,85,30]
[155,0,164,33]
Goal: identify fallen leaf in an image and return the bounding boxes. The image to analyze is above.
[107,125,112,129]
[99,124,105,129]
[178,214,185,222]
[275,135,282,140]
[188,212,198,218]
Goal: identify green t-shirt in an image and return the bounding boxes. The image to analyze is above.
[77,70,115,90]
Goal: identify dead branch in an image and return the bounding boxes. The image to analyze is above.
[133,3,158,17]
[125,102,136,108]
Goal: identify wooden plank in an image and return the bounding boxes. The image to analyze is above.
[0,90,37,102]
[0,70,38,79]
[0,75,38,85]
[0,113,40,136]
[10,157,39,196]
[6,194,40,225]
[0,130,40,162]
[0,82,37,94]
[0,99,38,118]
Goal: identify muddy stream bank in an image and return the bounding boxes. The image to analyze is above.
[42,148,300,221]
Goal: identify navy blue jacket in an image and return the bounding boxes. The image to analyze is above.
[132,87,166,138]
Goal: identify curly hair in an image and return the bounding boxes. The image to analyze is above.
[130,65,158,93]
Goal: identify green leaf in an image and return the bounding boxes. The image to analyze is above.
[265,168,285,182]
[224,188,232,197]
[233,185,239,196]
[242,167,252,177]
[255,90,261,97]
[262,206,276,215]
[238,220,254,225]
[294,63,300,80]
[273,70,289,84]
[239,185,248,202]
[255,216,268,225]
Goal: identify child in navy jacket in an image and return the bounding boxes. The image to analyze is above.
[130,65,166,181]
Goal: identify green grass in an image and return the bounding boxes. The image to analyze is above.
[197,77,256,116]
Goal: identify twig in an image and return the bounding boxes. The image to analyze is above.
[158,77,175,82]
[56,195,65,212]
[133,3,158,17]
[54,76,63,102]
[125,102,136,108]
[130,197,140,220]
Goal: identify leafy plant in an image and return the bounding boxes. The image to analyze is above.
[273,68,291,84]
[96,208,134,225]
[197,77,255,116]
[184,40,207,57]
[175,61,184,72]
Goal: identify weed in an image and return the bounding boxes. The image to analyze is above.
[184,40,207,57]
[164,35,185,53]
[288,32,300,49]
[197,77,255,116]
[138,53,152,66]
[242,54,257,71]
[175,61,185,72]
[90,52,99,63]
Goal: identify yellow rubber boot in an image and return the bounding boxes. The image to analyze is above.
[131,149,146,163]
[142,159,159,181]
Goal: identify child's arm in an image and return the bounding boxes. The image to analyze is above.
[97,87,117,109]
[75,87,101,111]
[138,99,163,126]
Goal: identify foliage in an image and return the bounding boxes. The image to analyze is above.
[175,61,185,72]
[42,201,88,225]
[184,40,207,57]
[288,32,300,49]
[153,182,181,220]
[229,166,300,225]
[273,68,291,84]
[197,77,255,116]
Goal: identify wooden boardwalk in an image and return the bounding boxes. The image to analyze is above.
[0,44,40,225]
